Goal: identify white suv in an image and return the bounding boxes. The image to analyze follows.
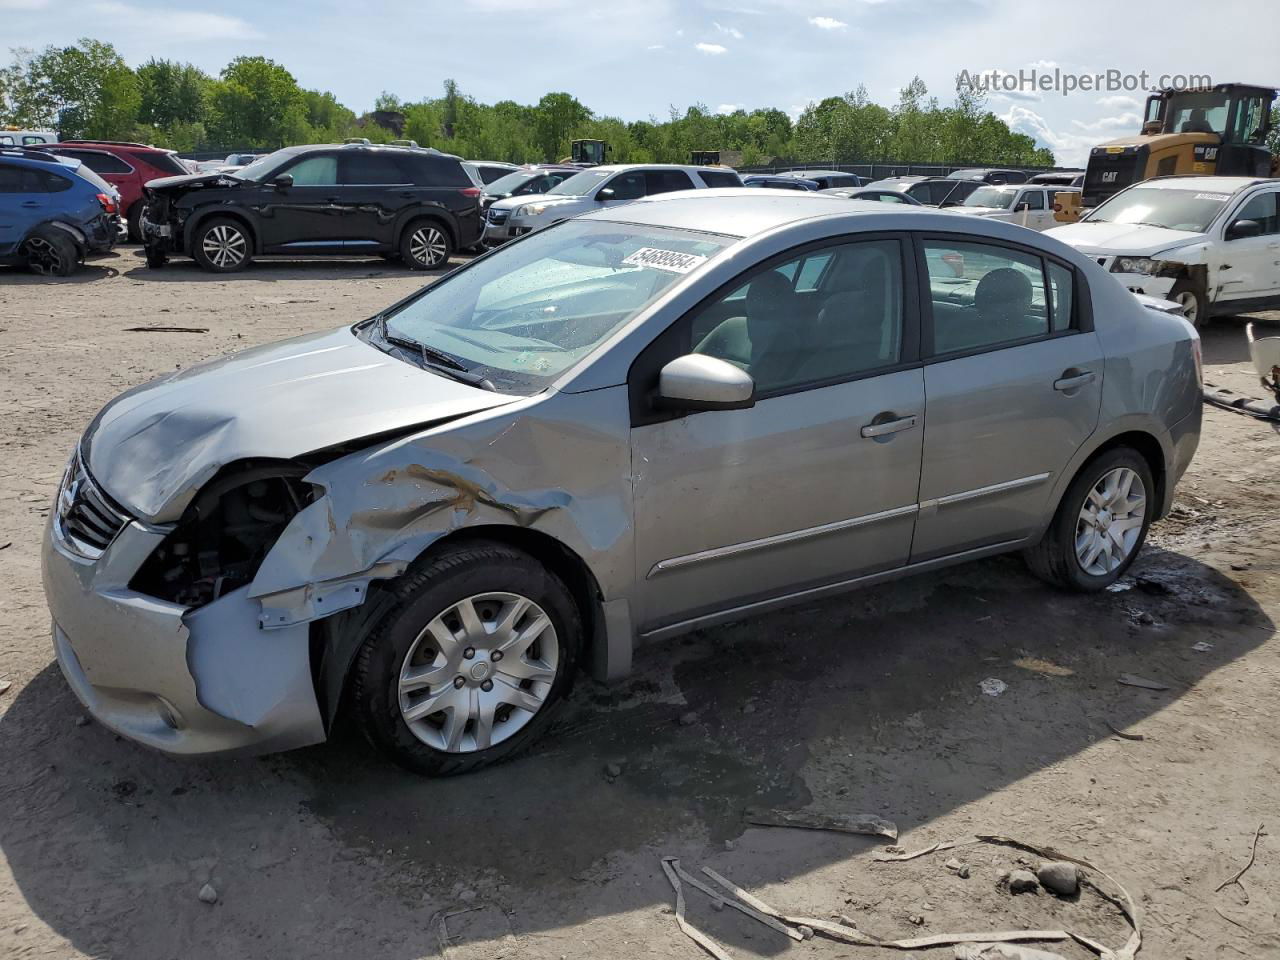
[1047,176,1280,325]
[483,164,742,245]
[949,183,1080,231]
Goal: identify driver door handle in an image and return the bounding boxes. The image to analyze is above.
[860,415,918,438]
[1054,370,1096,392]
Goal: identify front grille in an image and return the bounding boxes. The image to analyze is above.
[487,208,509,225]
[56,451,130,558]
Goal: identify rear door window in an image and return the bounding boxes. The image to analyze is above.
[922,239,1051,354]
[645,170,695,195]
[341,153,410,184]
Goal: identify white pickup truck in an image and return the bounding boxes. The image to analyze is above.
[1047,175,1280,325]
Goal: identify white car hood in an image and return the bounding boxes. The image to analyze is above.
[1045,220,1206,257]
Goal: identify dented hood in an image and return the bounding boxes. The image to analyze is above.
[84,326,517,524]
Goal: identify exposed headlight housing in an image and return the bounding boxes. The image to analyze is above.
[1113,257,1158,275]
[516,204,548,218]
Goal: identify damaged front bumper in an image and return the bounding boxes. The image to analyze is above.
[42,518,325,757]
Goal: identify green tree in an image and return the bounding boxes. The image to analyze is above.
[136,59,210,129]
[2,39,139,138]
[533,91,591,160]
[208,56,306,148]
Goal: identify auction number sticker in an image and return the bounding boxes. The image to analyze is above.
[1194,193,1231,202]
[621,247,709,274]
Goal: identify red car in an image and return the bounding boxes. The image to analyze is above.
[34,141,190,241]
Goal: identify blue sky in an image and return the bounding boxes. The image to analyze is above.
[3,0,1276,166]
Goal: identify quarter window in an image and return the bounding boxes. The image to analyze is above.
[692,239,905,394]
[698,170,741,188]
[284,155,339,186]
[1048,262,1075,332]
[644,170,694,195]
[923,240,1050,354]
[341,153,408,184]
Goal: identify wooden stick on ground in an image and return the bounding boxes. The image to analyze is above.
[1215,823,1265,897]
[660,858,733,960]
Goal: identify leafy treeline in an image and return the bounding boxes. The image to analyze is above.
[0,38,1055,167]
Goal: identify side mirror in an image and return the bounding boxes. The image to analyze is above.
[596,187,615,202]
[272,173,293,190]
[1226,218,1263,240]
[655,354,755,411]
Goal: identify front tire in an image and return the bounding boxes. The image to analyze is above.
[1168,277,1208,328]
[352,542,581,776]
[400,220,452,270]
[192,217,251,273]
[1024,447,1154,591]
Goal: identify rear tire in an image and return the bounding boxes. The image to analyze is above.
[400,219,452,270]
[126,203,143,243]
[1168,277,1208,328]
[351,541,581,776]
[192,217,251,273]
[1024,447,1154,591]
[21,227,79,277]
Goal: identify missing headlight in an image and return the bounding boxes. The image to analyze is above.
[130,461,316,608]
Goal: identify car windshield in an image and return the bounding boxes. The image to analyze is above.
[485,170,539,194]
[963,186,1017,209]
[231,150,292,181]
[1085,186,1230,232]
[380,220,735,391]
[547,169,609,195]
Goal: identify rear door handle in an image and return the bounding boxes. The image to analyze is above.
[861,415,918,438]
[20,201,40,208]
[1054,371,1096,392]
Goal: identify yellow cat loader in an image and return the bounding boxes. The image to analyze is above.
[1057,83,1277,222]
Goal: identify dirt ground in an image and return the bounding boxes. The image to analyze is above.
[1,247,1278,960]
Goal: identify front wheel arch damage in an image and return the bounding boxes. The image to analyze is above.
[310,527,606,732]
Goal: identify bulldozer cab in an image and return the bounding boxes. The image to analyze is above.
[569,139,608,166]
[1081,83,1276,210]
[690,151,721,166]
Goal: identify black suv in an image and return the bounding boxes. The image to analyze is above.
[141,143,483,272]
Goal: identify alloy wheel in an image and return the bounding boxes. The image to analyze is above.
[22,236,65,275]
[409,226,447,267]
[1075,466,1146,576]
[202,224,247,269]
[1172,291,1199,324]
[397,592,559,753]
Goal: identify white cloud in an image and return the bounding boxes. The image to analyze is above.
[713,21,744,39]
[89,2,260,40]
[808,15,847,29]
[716,103,745,114]
[695,42,728,55]
[999,103,1132,167]
[1097,94,1140,110]
[0,0,50,9]
[993,89,1042,103]
[646,43,665,50]
[1071,112,1142,133]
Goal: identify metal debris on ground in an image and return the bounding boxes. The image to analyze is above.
[1105,580,1133,593]
[1116,674,1170,691]
[659,858,733,960]
[669,860,801,941]
[123,326,210,334]
[661,833,1144,960]
[1103,720,1145,742]
[1214,823,1265,899]
[744,808,899,840]
[980,678,1008,697]
[1191,641,1214,653]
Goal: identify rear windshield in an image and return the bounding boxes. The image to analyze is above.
[69,163,114,193]
[135,151,187,176]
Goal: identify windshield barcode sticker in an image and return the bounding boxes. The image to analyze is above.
[1194,193,1230,202]
[621,247,709,274]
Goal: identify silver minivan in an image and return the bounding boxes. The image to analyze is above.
[43,192,1201,775]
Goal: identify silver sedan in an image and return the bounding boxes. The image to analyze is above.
[43,191,1202,774]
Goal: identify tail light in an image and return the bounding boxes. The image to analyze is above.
[460,187,481,198]
[96,192,117,215]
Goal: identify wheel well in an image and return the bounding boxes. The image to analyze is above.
[188,210,257,253]
[428,527,602,653]
[1085,431,1167,517]
[401,214,455,249]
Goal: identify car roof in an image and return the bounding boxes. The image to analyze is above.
[592,188,936,236]
[587,163,735,174]
[1130,175,1273,193]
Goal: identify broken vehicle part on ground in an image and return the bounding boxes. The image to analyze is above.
[44,193,1201,775]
